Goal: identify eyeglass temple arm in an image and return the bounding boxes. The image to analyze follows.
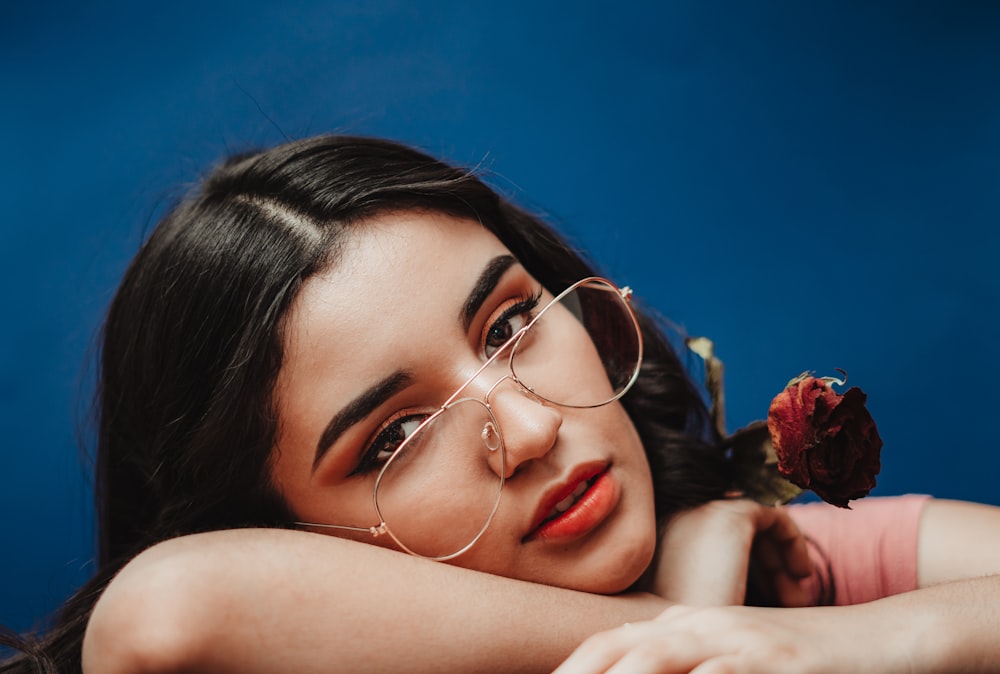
[294,521,389,538]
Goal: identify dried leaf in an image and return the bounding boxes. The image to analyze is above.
[725,421,804,505]
[685,336,727,439]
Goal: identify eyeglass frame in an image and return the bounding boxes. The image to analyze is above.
[294,276,644,561]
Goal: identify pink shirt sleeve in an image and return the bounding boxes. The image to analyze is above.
[785,495,931,606]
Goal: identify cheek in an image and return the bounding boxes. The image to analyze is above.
[597,402,648,462]
[270,445,382,537]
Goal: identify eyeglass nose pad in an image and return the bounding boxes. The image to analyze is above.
[481,421,501,452]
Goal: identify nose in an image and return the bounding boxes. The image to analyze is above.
[485,380,562,479]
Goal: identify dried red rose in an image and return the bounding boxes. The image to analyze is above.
[767,373,882,508]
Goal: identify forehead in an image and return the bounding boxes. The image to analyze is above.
[289,210,510,353]
[275,211,512,441]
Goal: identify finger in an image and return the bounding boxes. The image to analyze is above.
[752,535,810,584]
[603,641,703,674]
[770,571,813,608]
[755,506,812,579]
[751,537,785,573]
[602,625,747,674]
[689,654,749,674]
[551,623,643,674]
[555,616,720,674]
[690,652,801,674]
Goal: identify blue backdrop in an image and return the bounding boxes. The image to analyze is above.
[3,1,999,633]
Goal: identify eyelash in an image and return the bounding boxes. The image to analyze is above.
[352,411,429,476]
[351,286,544,476]
[482,288,544,357]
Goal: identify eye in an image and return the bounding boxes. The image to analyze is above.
[483,290,543,359]
[352,414,427,475]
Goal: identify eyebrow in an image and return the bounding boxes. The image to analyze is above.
[313,369,413,471]
[460,254,517,331]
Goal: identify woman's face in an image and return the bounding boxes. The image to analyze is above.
[271,211,657,594]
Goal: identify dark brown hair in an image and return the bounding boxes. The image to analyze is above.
[2,136,728,672]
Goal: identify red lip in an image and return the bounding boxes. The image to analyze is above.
[524,462,618,543]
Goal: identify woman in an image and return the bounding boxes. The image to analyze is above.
[4,135,999,673]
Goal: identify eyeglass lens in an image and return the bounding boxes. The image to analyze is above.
[373,279,641,559]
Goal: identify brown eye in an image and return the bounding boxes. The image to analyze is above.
[483,292,541,358]
[485,317,518,351]
[354,415,426,475]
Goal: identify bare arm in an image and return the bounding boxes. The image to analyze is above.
[558,499,1000,673]
[556,575,1000,674]
[82,528,667,674]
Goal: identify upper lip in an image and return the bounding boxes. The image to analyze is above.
[524,460,609,539]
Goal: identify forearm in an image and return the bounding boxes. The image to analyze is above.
[877,574,1000,673]
[554,574,1000,674]
[83,528,667,674]
[802,573,1000,672]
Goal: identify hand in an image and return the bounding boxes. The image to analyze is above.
[653,499,812,607]
[552,604,873,674]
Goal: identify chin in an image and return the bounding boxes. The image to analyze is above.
[556,528,657,595]
[593,541,656,594]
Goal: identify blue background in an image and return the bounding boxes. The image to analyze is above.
[3,2,998,633]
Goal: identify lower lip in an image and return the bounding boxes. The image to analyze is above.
[529,470,620,543]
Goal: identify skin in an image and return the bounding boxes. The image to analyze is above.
[82,497,1000,673]
[653,501,813,607]
[82,528,669,674]
[556,499,1000,674]
[264,218,1000,673]
[80,209,1000,672]
[270,211,658,594]
[85,207,807,674]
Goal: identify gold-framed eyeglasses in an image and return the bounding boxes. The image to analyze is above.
[295,277,643,560]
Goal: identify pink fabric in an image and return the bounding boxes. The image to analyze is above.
[786,495,930,606]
